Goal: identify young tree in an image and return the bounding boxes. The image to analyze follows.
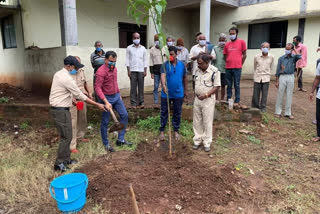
[127,0,173,157]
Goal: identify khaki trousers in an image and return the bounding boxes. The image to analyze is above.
[193,96,216,148]
[70,103,87,150]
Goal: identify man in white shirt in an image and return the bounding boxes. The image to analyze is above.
[126,32,148,109]
[189,34,214,90]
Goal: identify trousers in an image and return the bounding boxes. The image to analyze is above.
[275,74,294,116]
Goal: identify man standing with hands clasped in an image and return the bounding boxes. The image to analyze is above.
[193,53,221,152]
[50,56,105,172]
[126,32,148,109]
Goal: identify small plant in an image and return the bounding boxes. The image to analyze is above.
[20,122,30,130]
[262,113,270,124]
[286,184,296,192]
[235,163,245,171]
[247,135,261,145]
[0,97,9,103]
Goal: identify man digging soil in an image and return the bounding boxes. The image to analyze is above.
[49,56,105,173]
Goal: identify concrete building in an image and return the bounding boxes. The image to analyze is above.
[0,0,319,94]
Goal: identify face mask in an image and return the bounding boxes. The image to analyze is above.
[169,55,175,62]
[167,41,173,46]
[262,48,269,54]
[218,42,226,47]
[96,47,102,52]
[176,46,183,50]
[229,35,237,41]
[108,61,116,70]
[155,41,160,46]
[293,41,297,46]
[285,50,292,55]
[69,69,77,75]
[133,39,140,45]
[199,40,206,46]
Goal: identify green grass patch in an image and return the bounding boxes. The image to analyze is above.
[0,97,9,103]
[247,135,261,145]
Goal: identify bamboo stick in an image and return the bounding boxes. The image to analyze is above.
[129,184,140,214]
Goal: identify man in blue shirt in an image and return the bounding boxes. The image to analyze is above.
[159,46,188,141]
[275,43,301,119]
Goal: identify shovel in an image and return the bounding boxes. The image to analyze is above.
[105,108,125,133]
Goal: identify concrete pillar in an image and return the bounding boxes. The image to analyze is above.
[200,0,211,40]
[59,0,78,46]
[148,13,157,48]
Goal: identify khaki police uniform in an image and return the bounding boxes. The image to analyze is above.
[70,68,88,150]
[193,65,221,148]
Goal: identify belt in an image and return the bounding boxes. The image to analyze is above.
[51,107,70,110]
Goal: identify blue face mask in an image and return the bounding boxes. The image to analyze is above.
[108,61,116,70]
[96,47,102,52]
[69,69,78,75]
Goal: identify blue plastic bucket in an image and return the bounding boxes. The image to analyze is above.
[49,173,88,213]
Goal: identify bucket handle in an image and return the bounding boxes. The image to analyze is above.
[49,179,88,204]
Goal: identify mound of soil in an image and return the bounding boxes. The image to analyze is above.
[76,141,242,213]
[0,83,31,103]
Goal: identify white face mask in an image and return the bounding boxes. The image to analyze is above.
[167,41,173,46]
[176,46,183,50]
[218,41,226,47]
[262,48,269,54]
[285,50,291,55]
[133,39,140,45]
[155,41,160,46]
[229,35,236,41]
[199,40,206,46]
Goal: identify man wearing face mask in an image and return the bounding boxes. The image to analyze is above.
[49,56,106,172]
[161,37,175,60]
[189,34,214,91]
[159,46,188,141]
[223,27,247,107]
[274,43,301,120]
[176,38,189,67]
[69,56,92,154]
[90,41,105,101]
[293,35,308,92]
[126,32,148,109]
[96,51,132,152]
[251,42,274,112]
[149,34,163,107]
[212,33,227,101]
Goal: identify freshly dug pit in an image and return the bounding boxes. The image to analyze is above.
[76,141,241,213]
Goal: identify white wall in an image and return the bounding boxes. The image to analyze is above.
[21,0,61,48]
[66,46,154,92]
[162,8,192,49]
[0,10,25,87]
[76,0,139,48]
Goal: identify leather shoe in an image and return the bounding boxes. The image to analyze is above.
[105,145,115,152]
[64,159,78,165]
[116,140,133,146]
[54,163,70,172]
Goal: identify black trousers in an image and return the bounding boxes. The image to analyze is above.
[130,72,145,106]
[317,98,320,137]
[251,81,269,112]
[160,97,183,132]
[51,109,72,165]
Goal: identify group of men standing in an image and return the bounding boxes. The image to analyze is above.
[49,26,311,172]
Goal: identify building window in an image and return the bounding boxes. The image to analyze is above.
[248,20,288,49]
[1,15,17,49]
[118,22,147,48]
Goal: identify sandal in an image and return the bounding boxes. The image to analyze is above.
[284,115,294,120]
[312,137,320,142]
[274,114,281,118]
[240,104,249,110]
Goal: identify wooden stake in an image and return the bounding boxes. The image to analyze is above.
[129,184,140,214]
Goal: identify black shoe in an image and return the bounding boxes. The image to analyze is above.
[54,163,70,172]
[105,145,115,152]
[64,159,78,165]
[116,140,133,147]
